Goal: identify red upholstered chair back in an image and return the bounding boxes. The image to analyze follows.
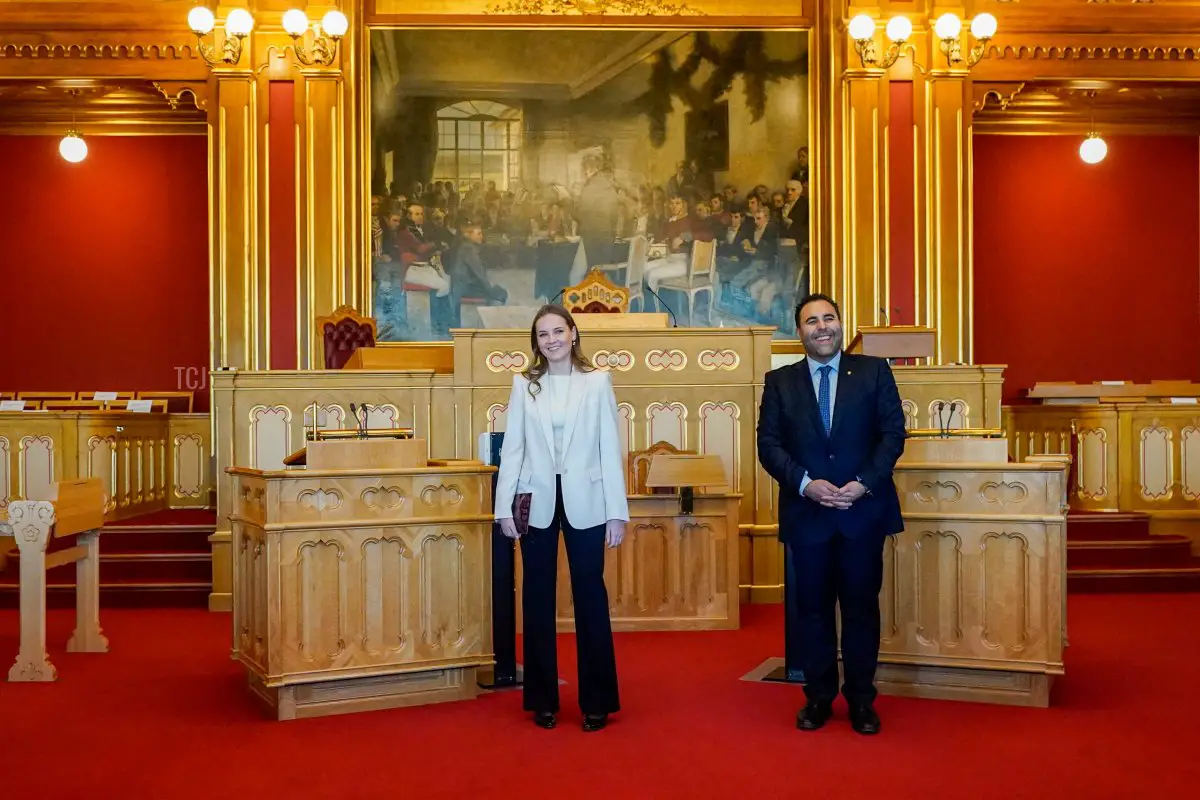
[316,305,378,370]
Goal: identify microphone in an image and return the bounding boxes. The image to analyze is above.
[547,288,565,306]
[349,403,357,436]
[645,286,679,327]
[358,403,370,438]
[934,401,947,438]
[879,307,889,326]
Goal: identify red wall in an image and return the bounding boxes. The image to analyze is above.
[973,134,1200,402]
[268,82,298,370]
[888,81,916,325]
[0,135,210,410]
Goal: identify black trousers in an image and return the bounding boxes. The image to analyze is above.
[789,531,886,706]
[520,478,620,716]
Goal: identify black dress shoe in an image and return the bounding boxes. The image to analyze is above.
[533,711,556,729]
[582,713,608,732]
[796,702,833,731]
[849,704,881,735]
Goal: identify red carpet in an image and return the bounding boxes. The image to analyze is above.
[1,596,1196,798]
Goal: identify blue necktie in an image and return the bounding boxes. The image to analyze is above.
[817,365,832,434]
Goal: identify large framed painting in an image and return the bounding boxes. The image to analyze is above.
[366,27,811,342]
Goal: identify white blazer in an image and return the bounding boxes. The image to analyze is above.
[494,368,630,531]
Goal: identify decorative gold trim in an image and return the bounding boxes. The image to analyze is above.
[485,0,704,15]
[697,349,740,371]
[0,43,199,60]
[987,44,1200,63]
[645,349,687,371]
[593,350,635,371]
[485,351,528,373]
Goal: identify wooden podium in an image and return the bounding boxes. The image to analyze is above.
[847,325,936,359]
[227,437,496,720]
[645,452,729,514]
[541,453,742,633]
[882,433,1068,706]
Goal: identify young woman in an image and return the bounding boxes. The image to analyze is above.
[494,304,629,732]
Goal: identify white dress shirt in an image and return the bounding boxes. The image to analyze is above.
[544,374,570,472]
[798,351,841,494]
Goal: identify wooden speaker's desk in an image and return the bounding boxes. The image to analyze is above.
[882,438,1069,707]
[540,492,741,633]
[227,460,496,720]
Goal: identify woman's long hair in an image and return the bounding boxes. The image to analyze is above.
[523,304,593,397]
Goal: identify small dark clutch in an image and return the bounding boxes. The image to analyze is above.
[512,492,532,536]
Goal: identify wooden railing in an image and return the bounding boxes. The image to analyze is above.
[0,411,213,520]
[1005,403,1200,542]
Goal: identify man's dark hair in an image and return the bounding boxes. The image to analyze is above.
[795,293,841,329]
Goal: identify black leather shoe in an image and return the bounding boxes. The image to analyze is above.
[796,702,833,731]
[533,711,556,729]
[582,713,608,732]
[849,704,881,735]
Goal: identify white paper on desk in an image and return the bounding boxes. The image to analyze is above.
[1099,381,1127,386]
[126,400,153,413]
[1169,397,1199,405]
[93,391,118,401]
[0,400,25,411]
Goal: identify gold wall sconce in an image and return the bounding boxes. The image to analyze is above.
[187,6,255,67]
[848,14,914,69]
[281,8,349,66]
[933,12,998,69]
[848,12,998,71]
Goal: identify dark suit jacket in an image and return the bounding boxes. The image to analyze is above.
[757,353,906,544]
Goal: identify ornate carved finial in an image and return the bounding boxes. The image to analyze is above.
[486,0,704,15]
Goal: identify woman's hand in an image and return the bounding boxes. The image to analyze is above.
[605,519,626,548]
[498,517,520,540]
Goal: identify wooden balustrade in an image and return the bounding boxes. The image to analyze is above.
[0,411,213,520]
[1006,402,1200,548]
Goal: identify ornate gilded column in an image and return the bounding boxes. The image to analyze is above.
[292,0,361,368]
[208,68,264,370]
[838,20,891,337]
[295,67,350,368]
[921,67,972,364]
[916,5,975,364]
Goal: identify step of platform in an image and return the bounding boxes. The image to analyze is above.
[1069,567,1200,593]
[1067,511,1153,541]
[0,508,215,608]
[1068,535,1195,569]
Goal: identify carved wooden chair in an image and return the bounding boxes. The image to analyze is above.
[562,268,629,315]
[41,400,106,412]
[316,305,378,370]
[628,440,695,495]
[135,391,194,413]
[16,392,76,409]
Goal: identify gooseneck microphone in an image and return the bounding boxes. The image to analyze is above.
[645,286,679,327]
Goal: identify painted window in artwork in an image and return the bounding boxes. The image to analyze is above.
[434,101,522,191]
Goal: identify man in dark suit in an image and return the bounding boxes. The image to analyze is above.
[756,293,906,735]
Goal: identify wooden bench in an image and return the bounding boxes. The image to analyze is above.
[0,478,108,681]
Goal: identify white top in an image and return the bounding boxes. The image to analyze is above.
[543,374,570,472]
